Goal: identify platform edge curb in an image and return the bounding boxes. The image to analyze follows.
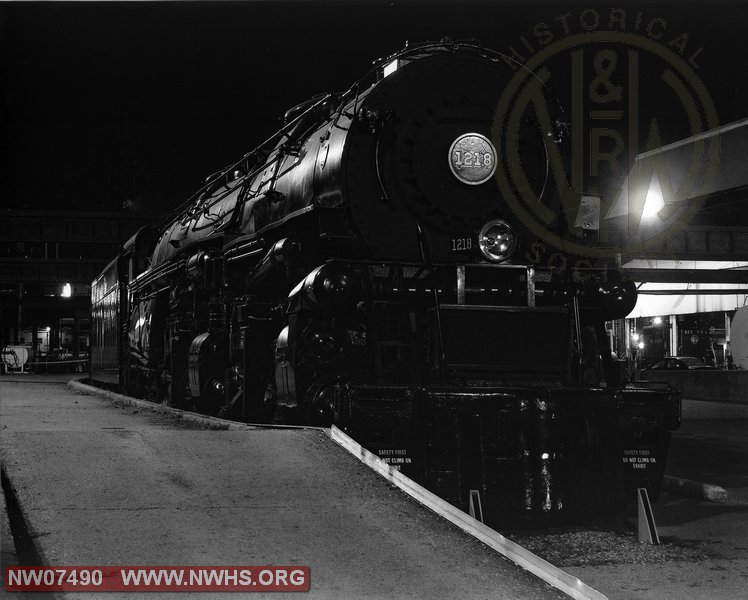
[328,425,608,600]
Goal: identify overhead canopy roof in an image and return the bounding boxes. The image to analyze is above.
[609,116,748,317]
[622,260,748,318]
[606,117,748,221]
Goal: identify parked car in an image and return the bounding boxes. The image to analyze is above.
[641,356,716,371]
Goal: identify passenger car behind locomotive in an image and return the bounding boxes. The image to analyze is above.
[91,41,680,523]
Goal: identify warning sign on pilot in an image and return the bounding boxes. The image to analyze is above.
[622,449,657,470]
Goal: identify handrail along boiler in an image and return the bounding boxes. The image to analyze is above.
[91,41,680,521]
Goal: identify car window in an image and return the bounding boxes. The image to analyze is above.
[650,359,667,370]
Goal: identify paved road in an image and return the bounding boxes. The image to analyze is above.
[668,400,748,500]
[0,378,567,600]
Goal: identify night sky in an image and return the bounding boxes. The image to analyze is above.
[2,0,747,216]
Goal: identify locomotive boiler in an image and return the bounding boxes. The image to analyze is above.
[91,41,680,523]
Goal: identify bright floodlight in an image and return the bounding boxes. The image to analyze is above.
[61,283,72,298]
[638,342,645,349]
[653,316,663,325]
[641,173,665,220]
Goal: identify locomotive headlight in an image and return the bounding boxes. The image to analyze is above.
[478,219,516,262]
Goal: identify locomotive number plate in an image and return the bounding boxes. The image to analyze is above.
[448,133,498,185]
[450,236,474,252]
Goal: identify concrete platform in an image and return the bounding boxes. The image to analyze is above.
[0,377,567,600]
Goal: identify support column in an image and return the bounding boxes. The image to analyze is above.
[16,283,23,344]
[32,321,39,370]
[726,311,732,369]
[669,315,678,357]
[612,318,625,357]
[624,318,632,351]
[73,317,80,359]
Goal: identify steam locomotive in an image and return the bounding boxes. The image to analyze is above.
[91,41,680,522]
